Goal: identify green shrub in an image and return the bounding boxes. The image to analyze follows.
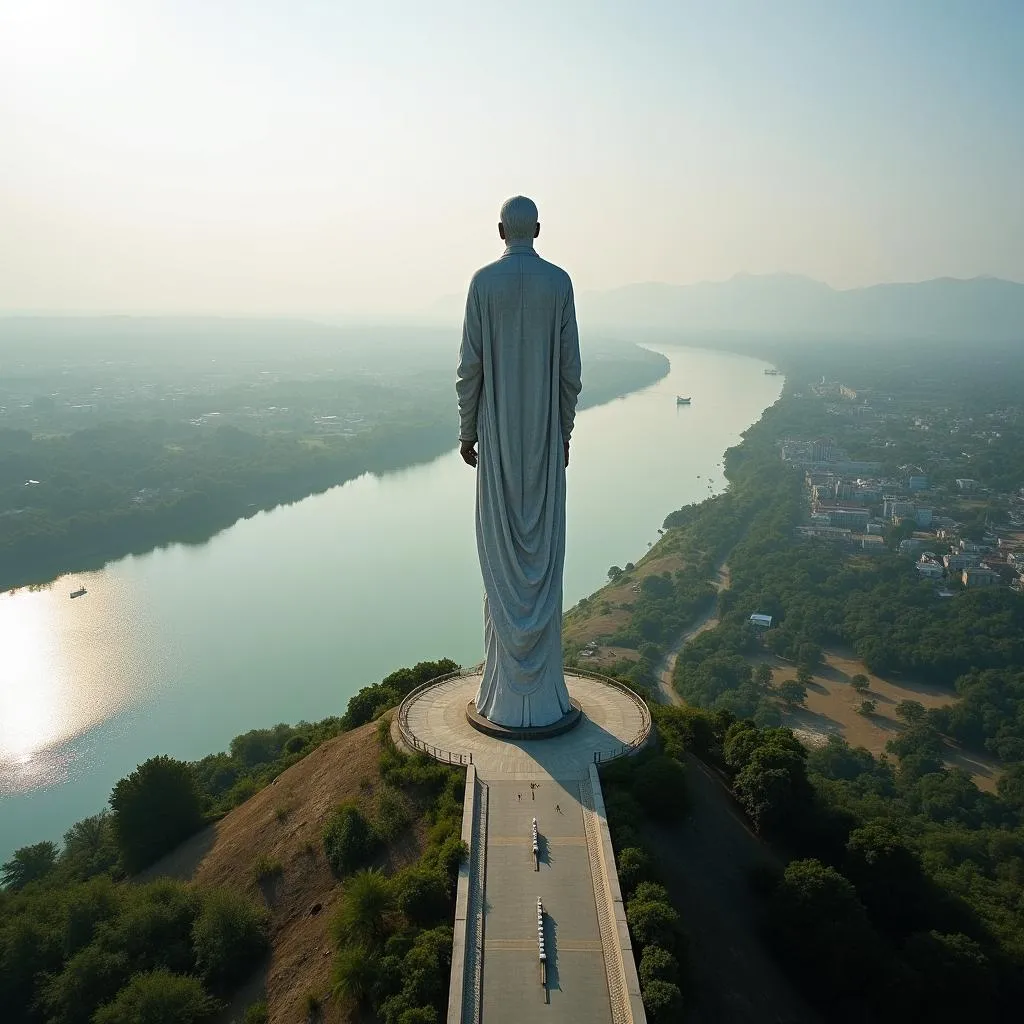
[332,943,378,1006]
[283,735,308,756]
[242,1001,268,1024]
[394,867,450,927]
[330,869,395,949]
[641,978,683,1021]
[323,804,377,876]
[375,787,413,842]
[191,888,269,986]
[38,945,130,1023]
[638,944,679,986]
[429,836,467,884]
[92,970,218,1024]
[397,1008,439,1024]
[250,854,282,884]
[616,847,654,895]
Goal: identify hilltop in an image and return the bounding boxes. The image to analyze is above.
[141,720,420,1022]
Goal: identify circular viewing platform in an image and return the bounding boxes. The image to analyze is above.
[396,669,651,777]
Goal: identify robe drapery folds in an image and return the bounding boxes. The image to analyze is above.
[456,241,582,727]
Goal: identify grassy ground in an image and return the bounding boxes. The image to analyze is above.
[764,648,1002,791]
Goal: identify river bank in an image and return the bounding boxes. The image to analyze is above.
[0,345,781,862]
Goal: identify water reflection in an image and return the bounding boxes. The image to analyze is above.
[0,575,143,794]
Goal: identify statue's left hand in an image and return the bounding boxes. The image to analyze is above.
[460,440,478,468]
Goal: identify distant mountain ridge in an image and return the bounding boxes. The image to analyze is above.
[580,273,1024,342]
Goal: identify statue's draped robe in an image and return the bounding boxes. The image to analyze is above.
[456,242,582,727]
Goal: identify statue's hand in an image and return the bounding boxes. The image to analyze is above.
[460,440,478,468]
[564,441,570,469]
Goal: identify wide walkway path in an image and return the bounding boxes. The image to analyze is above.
[400,672,648,1024]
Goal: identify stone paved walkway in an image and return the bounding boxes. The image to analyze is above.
[402,673,648,1024]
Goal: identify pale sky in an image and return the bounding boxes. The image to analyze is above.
[1,0,1021,316]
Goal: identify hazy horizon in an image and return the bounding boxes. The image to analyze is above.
[3,1,1022,317]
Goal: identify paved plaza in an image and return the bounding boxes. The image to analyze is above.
[400,671,649,1024]
[403,672,647,778]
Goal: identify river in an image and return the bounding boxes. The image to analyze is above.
[0,346,781,859]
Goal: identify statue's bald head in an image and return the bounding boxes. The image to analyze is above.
[498,195,540,244]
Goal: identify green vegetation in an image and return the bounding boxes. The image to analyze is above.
[326,724,466,1024]
[0,876,267,1024]
[627,353,1024,1020]
[110,756,205,874]
[600,722,693,1020]
[0,658,460,1023]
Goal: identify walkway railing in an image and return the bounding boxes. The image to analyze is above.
[564,668,652,763]
[397,668,475,765]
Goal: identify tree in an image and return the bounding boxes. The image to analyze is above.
[768,859,877,998]
[754,662,773,690]
[850,673,870,693]
[858,700,876,716]
[895,699,927,724]
[323,803,376,876]
[638,945,679,986]
[331,869,394,949]
[844,823,928,938]
[795,664,813,687]
[797,643,822,671]
[641,978,683,1021]
[616,847,654,894]
[624,562,635,572]
[734,744,811,835]
[626,889,679,949]
[1,841,58,890]
[777,679,807,707]
[92,970,218,1024]
[61,812,120,879]
[110,757,204,873]
[607,565,624,581]
[191,889,269,985]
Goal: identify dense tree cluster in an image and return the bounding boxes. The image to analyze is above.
[0,876,267,1024]
[328,727,466,1024]
[599,722,694,1020]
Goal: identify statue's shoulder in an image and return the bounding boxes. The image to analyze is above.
[535,255,572,287]
[469,254,573,293]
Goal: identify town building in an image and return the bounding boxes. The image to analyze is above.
[962,567,1000,588]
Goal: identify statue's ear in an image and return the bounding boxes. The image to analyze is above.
[498,222,505,240]
[534,222,541,239]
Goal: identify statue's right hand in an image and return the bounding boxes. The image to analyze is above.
[460,440,478,468]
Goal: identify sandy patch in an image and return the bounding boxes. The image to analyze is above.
[760,650,1002,792]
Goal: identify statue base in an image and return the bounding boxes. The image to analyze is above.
[465,699,583,740]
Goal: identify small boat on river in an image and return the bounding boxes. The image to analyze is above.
[676,396,691,405]
[70,587,87,599]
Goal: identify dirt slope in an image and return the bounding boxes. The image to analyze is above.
[142,719,421,1022]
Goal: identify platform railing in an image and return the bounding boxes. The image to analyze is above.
[396,664,652,766]
[566,668,652,763]
[396,668,476,765]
